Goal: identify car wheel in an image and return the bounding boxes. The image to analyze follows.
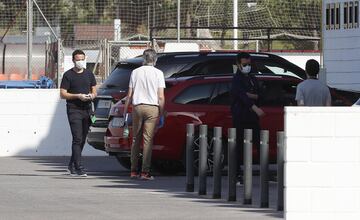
[191,129,227,174]
[114,154,131,170]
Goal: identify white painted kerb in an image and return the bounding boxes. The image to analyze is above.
[285,107,360,220]
[0,89,106,156]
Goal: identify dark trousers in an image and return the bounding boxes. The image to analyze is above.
[67,106,91,169]
[233,120,260,176]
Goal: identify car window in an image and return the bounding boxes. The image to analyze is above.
[194,59,236,75]
[174,58,236,77]
[174,83,215,105]
[210,82,232,105]
[254,59,302,79]
[259,81,297,106]
[156,62,188,78]
[99,64,136,90]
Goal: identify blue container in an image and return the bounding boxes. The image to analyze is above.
[0,76,54,89]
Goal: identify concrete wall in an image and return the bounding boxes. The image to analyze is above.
[285,107,360,220]
[0,89,106,156]
[323,0,360,92]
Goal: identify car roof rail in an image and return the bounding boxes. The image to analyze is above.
[182,73,302,82]
[184,73,235,81]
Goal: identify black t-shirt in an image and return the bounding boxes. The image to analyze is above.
[60,68,96,109]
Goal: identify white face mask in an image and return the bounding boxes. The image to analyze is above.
[75,60,87,70]
[240,65,251,74]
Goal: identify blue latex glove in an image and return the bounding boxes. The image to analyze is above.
[158,116,165,128]
[124,113,132,125]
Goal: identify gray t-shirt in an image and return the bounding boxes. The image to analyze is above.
[295,79,331,106]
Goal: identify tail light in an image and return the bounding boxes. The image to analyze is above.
[105,128,112,137]
[111,92,127,101]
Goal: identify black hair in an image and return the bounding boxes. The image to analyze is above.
[236,52,251,64]
[305,59,320,77]
[72,49,85,60]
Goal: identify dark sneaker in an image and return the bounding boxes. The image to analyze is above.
[130,171,139,179]
[140,172,154,181]
[67,164,76,176]
[236,175,243,186]
[269,175,277,182]
[75,168,87,177]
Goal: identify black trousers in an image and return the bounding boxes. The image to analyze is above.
[233,120,260,176]
[67,106,91,169]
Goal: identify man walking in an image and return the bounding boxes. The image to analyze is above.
[60,50,97,177]
[231,52,265,183]
[123,49,165,180]
[296,59,331,106]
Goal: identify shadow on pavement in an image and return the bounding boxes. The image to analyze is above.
[18,156,282,219]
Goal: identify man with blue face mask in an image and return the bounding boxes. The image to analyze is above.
[231,52,265,184]
[60,50,97,177]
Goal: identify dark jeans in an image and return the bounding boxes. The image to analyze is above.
[67,106,91,169]
[233,120,260,177]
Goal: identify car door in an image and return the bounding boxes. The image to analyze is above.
[171,82,216,121]
[207,80,233,131]
[152,81,217,160]
[258,78,298,162]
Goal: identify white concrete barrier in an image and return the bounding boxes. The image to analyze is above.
[0,89,106,156]
[285,107,360,220]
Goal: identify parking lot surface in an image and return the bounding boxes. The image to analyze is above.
[0,157,282,220]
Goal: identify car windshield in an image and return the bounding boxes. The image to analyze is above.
[99,64,137,90]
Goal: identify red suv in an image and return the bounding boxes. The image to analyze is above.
[88,52,307,152]
[104,74,357,173]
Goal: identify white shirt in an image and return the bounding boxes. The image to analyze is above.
[129,65,166,106]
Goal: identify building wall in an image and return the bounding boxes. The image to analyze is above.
[285,107,360,220]
[0,89,106,157]
[323,0,360,92]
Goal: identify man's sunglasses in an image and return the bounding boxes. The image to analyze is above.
[241,64,251,67]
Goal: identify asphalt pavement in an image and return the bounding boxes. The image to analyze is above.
[0,156,282,220]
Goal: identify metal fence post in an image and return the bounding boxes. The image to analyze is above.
[244,129,253,205]
[198,125,208,195]
[213,127,222,199]
[227,128,237,201]
[277,131,285,211]
[186,124,195,192]
[267,28,271,52]
[57,39,63,88]
[260,130,270,208]
[27,0,33,80]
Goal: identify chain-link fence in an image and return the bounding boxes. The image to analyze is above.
[0,0,60,82]
[0,0,322,45]
[99,40,150,81]
[0,0,321,82]
[151,26,321,52]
